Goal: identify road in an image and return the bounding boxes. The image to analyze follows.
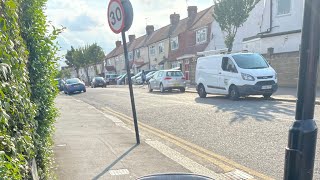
[66,87,320,179]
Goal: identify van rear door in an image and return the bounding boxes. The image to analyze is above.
[205,57,221,93]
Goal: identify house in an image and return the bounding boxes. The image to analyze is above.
[168,6,214,84]
[205,0,309,87]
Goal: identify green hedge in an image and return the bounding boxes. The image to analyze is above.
[0,0,60,179]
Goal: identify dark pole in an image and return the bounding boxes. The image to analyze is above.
[284,0,319,179]
[121,31,140,144]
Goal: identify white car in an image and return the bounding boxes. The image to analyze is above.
[148,70,186,93]
[196,52,278,100]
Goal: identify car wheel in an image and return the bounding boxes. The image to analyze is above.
[198,84,207,98]
[263,93,272,99]
[180,88,185,93]
[229,85,240,101]
[83,88,86,93]
[67,91,72,95]
[148,83,153,92]
[168,89,172,92]
[160,84,165,93]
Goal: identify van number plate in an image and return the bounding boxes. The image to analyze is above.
[261,85,272,90]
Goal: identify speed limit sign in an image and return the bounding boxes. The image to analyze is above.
[108,0,125,34]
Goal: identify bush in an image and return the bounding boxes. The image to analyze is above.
[0,0,61,179]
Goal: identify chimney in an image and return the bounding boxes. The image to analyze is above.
[129,35,136,43]
[170,13,180,26]
[188,6,197,18]
[146,25,154,36]
[115,40,122,48]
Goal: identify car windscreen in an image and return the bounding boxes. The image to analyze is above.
[232,54,269,69]
[66,79,81,84]
[166,71,183,77]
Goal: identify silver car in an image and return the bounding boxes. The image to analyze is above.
[148,70,186,93]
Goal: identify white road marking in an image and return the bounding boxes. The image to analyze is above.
[109,169,130,176]
[145,140,222,180]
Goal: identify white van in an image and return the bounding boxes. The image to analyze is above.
[195,53,278,100]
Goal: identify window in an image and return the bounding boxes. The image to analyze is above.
[128,51,133,61]
[233,54,269,69]
[135,49,141,58]
[108,59,111,65]
[149,45,156,56]
[158,42,164,54]
[277,0,291,15]
[196,28,207,44]
[222,57,237,73]
[171,37,179,50]
[166,71,183,77]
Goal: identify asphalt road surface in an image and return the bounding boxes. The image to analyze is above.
[65,87,320,179]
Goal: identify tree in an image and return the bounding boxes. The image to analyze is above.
[65,46,80,77]
[213,0,259,52]
[56,68,71,79]
[65,44,105,84]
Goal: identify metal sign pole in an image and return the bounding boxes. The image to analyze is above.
[121,31,140,144]
[284,0,319,179]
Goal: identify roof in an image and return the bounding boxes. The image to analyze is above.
[146,25,171,45]
[170,6,213,37]
[129,35,146,51]
[190,6,214,30]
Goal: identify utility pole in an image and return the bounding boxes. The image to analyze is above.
[284,0,319,179]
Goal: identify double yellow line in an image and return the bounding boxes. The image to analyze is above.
[102,106,274,180]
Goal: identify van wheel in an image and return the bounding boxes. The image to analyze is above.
[160,84,165,93]
[229,85,240,101]
[263,93,272,99]
[198,84,207,98]
[180,88,185,93]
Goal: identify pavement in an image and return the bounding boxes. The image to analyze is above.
[54,95,257,180]
[54,96,191,180]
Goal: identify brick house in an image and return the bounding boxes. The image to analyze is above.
[168,6,214,84]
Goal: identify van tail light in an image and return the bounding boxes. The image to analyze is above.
[164,77,172,80]
[181,77,186,80]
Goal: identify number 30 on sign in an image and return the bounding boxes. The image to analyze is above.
[108,0,125,34]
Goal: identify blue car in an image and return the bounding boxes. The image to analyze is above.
[63,78,86,95]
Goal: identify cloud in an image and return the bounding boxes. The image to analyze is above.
[63,14,99,31]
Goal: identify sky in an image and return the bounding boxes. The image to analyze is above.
[45,0,214,67]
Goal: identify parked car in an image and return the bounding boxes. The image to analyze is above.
[55,78,65,91]
[63,78,86,95]
[117,73,134,85]
[134,70,157,84]
[91,77,107,88]
[105,74,118,85]
[146,71,158,83]
[136,71,158,84]
[195,52,278,100]
[148,70,186,93]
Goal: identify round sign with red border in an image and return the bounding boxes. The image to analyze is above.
[108,0,125,34]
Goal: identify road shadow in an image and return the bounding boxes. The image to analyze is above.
[92,144,138,180]
[195,95,295,124]
[149,90,186,96]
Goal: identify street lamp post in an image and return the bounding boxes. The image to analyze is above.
[284,0,319,179]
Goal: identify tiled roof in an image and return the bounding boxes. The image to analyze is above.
[128,35,146,51]
[146,25,171,45]
[190,6,214,30]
